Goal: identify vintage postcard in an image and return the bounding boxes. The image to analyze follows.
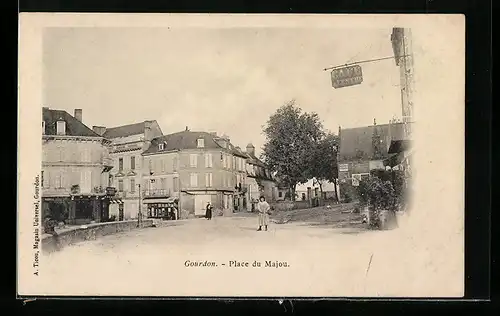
[18,13,465,297]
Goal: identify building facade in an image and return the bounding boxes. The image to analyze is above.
[142,129,248,218]
[337,121,406,200]
[96,120,163,220]
[41,107,115,225]
[244,143,277,211]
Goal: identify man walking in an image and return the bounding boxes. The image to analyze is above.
[257,196,271,231]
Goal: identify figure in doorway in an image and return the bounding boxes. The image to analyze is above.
[205,202,213,220]
[257,196,271,231]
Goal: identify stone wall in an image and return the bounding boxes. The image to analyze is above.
[41,219,154,254]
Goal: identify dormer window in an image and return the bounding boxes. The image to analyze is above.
[56,120,66,135]
[158,143,164,151]
[42,121,45,135]
[197,138,205,148]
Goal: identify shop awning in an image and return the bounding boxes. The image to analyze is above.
[388,139,411,154]
[383,152,405,168]
[143,197,178,204]
[104,197,123,204]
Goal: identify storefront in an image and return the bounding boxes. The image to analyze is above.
[144,196,178,220]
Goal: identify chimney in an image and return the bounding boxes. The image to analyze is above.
[209,131,217,137]
[74,109,82,122]
[185,126,189,131]
[246,143,255,156]
[144,120,153,142]
[92,126,107,136]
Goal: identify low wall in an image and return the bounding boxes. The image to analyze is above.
[41,219,155,254]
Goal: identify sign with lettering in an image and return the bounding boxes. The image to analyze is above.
[339,163,349,172]
[331,65,363,89]
[352,174,362,187]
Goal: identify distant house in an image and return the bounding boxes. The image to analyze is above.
[338,121,406,191]
[295,179,338,202]
[95,120,163,221]
[41,107,115,225]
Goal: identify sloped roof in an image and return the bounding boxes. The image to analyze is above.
[42,108,100,137]
[339,123,405,161]
[143,130,223,154]
[103,122,148,139]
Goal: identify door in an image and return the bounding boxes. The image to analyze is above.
[194,195,211,216]
[118,204,124,221]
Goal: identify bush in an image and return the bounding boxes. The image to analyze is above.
[364,177,397,229]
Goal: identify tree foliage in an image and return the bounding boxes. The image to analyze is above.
[262,100,323,197]
[308,132,340,200]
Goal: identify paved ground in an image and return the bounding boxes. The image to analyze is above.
[37,213,463,297]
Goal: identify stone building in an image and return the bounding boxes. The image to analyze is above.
[244,143,277,211]
[41,107,115,225]
[337,120,406,200]
[94,121,163,220]
[141,129,248,218]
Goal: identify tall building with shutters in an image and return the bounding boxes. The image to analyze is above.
[94,120,163,220]
[141,129,248,218]
[41,107,115,225]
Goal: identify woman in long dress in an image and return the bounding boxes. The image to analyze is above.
[257,196,271,231]
[205,202,213,220]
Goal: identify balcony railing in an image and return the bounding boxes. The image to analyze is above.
[143,189,172,198]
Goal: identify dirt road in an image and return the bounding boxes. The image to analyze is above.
[36,215,463,297]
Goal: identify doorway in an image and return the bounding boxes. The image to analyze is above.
[118,203,124,221]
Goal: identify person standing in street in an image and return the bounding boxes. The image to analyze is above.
[257,196,271,231]
[205,202,213,220]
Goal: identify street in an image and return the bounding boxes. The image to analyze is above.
[37,213,462,297]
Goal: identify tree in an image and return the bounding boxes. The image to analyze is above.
[308,132,340,201]
[262,100,323,200]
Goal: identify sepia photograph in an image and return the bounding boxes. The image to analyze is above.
[18,14,465,297]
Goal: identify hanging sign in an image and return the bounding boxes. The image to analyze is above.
[331,65,363,89]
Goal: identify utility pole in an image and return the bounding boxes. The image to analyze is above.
[137,183,142,228]
[391,27,415,140]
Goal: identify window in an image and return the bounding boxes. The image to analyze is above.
[205,153,213,168]
[161,159,165,172]
[58,147,65,162]
[158,143,164,151]
[197,138,205,148]
[233,157,236,170]
[130,156,135,170]
[161,178,167,190]
[173,157,178,172]
[205,173,213,187]
[119,158,123,171]
[42,121,45,135]
[56,121,66,135]
[55,172,62,188]
[118,180,124,192]
[80,170,91,193]
[80,148,90,162]
[279,191,283,198]
[222,154,227,168]
[190,154,198,168]
[190,173,198,187]
[173,177,179,192]
[41,171,44,187]
[130,179,135,193]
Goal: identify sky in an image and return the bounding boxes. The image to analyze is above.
[43,27,402,155]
